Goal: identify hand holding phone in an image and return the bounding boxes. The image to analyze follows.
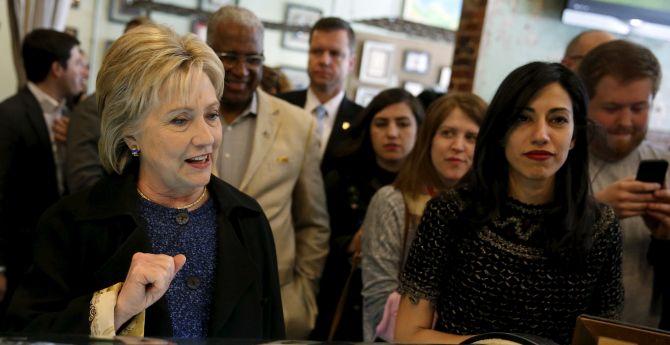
[637,160,670,236]
[636,159,668,187]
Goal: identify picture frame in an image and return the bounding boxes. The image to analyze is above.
[355,86,383,107]
[108,0,146,24]
[403,50,431,74]
[573,314,670,344]
[199,0,238,13]
[281,4,322,51]
[279,66,310,91]
[153,0,197,8]
[437,66,452,92]
[403,81,424,96]
[358,41,395,86]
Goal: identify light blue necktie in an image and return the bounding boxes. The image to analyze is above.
[313,105,327,140]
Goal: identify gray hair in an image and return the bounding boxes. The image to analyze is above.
[207,5,264,45]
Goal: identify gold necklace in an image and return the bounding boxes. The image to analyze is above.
[136,187,208,210]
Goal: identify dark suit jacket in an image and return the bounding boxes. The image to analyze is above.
[649,238,670,330]
[0,87,60,301]
[4,166,285,339]
[277,89,363,176]
[65,94,105,194]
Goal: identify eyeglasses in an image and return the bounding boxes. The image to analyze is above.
[217,52,265,67]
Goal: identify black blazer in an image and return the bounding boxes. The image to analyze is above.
[649,238,670,330]
[0,87,60,296]
[4,167,285,339]
[277,89,363,176]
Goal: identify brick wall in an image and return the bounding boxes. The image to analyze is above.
[449,0,488,92]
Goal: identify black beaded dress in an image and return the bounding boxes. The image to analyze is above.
[398,188,624,345]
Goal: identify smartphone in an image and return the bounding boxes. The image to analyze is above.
[636,159,668,186]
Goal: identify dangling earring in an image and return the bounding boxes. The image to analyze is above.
[130,145,141,157]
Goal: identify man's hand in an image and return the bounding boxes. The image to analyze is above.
[114,253,186,331]
[594,176,659,218]
[645,189,670,240]
[52,116,70,143]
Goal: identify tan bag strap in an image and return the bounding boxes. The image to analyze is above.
[399,192,431,278]
[399,196,412,280]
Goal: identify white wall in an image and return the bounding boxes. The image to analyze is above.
[0,0,101,99]
[474,0,670,132]
[0,4,18,99]
[0,0,433,101]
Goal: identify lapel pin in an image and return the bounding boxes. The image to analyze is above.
[277,156,289,163]
[342,121,350,130]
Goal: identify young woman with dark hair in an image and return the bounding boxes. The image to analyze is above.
[394,62,624,345]
[360,92,487,341]
[312,88,424,341]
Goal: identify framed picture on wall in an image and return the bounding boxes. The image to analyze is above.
[359,41,395,86]
[403,50,430,74]
[199,0,238,13]
[108,0,146,24]
[355,86,383,107]
[437,66,452,91]
[281,4,322,51]
[280,66,310,91]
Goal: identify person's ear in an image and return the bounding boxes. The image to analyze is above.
[560,57,575,71]
[124,136,138,149]
[569,136,576,150]
[51,61,65,79]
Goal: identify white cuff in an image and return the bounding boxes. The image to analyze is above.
[89,282,145,338]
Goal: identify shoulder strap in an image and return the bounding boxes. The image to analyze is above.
[398,192,433,279]
[398,194,413,279]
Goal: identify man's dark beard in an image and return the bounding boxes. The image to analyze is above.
[589,122,646,162]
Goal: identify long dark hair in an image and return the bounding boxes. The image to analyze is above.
[338,88,424,160]
[464,62,596,263]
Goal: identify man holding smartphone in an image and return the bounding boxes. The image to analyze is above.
[579,40,670,329]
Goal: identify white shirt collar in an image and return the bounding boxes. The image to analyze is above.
[226,92,258,126]
[305,88,345,118]
[27,82,65,114]
[244,91,259,117]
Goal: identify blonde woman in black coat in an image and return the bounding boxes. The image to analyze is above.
[5,24,284,339]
